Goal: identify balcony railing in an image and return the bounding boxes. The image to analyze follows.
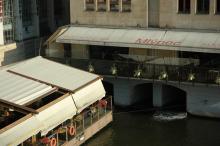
[46,57,220,85]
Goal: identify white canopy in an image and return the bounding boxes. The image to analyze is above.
[0,116,43,146]
[73,79,105,113]
[0,95,78,146]
[0,71,54,105]
[56,26,220,53]
[8,56,99,92]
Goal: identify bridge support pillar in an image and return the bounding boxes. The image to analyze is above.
[153,84,163,107]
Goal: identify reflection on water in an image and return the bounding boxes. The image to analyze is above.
[82,110,220,146]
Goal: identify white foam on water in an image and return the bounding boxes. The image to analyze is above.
[153,111,187,121]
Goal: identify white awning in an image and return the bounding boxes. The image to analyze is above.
[0,95,77,145]
[8,56,100,92]
[0,116,43,146]
[56,26,220,53]
[36,95,77,136]
[0,71,54,105]
[72,79,106,113]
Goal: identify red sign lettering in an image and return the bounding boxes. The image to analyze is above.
[135,38,181,46]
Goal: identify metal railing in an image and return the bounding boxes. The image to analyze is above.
[46,57,220,85]
[21,96,112,146]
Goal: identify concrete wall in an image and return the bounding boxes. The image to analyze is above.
[159,0,220,30]
[148,0,159,27]
[70,0,148,27]
[0,38,43,66]
[46,42,64,58]
[71,44,89,59]
[0,43,25,66]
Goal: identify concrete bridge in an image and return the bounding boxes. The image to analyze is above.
[104,77,220,118]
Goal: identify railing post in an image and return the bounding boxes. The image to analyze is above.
[65,126,68,142]
[82,113,85,130]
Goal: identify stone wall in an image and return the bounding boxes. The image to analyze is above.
[70,0,148,28]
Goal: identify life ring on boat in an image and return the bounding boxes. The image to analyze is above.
[50,137,57,146]
[68,126,76,136]
[98,99,108,108]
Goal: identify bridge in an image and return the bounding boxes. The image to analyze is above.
[47,57,220,118]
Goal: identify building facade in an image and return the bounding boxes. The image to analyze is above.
[0,0,70,66]
[46,0,220,118]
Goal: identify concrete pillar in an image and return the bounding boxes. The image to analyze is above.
[32,0,39,37]
[153,83,163,107]
[13,0,23,41]
[48,0,55,32]
[113,79,133,106]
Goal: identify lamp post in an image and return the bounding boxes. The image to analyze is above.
[88,62,95,73]
[188,73,195,81]
[159,71,168,80]
[110,63,117,76]
[134,65,142,78]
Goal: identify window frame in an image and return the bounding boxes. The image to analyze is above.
[178,0,191,14]
[216,0,220,14]
[109,0,120,12]
[84,0,96,11]
[97,0,107,12]
[196,0,210,14]
[121,0,131,12]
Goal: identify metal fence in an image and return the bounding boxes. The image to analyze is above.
[46,57,220,85]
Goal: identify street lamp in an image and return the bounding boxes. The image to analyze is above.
[134,65,142,78]
[159,71,168,80]
[215,76,220,84]
[110,64,117,76]
[88,63,95,73]
[188,73,195,81]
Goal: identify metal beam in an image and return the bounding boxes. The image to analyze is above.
[0,99,38,114]
[23,87,58,106]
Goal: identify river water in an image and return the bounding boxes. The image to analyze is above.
[82,110,220,146]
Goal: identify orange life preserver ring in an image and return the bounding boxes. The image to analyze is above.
[68,126,76,136]
[50,137,57,146]
[98,100,108,108]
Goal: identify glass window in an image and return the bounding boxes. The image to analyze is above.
[85,0,95,11]
[122,0,131,12]
[178,0,190,14]
[3,0,15,44]
[97,0,107,11]
[110,0,119,12]
[197,0,210,14]
[217,0,220,13]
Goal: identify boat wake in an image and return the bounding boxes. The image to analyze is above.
[153,111,187,121]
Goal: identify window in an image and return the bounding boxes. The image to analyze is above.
[85,0,95,11]
[178,0,190,14]
[97,0,107,11]
[122,0,131,12]
[197,0,210,14]
[110,0,119,12]
[20,0,33,26]
[217,0,220,14]
[3,0,15,44]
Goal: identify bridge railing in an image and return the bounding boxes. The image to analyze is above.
[46,57,219,85]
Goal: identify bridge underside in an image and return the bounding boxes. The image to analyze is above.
[104,77,220,118]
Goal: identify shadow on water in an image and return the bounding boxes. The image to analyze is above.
[82,105,220,146]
